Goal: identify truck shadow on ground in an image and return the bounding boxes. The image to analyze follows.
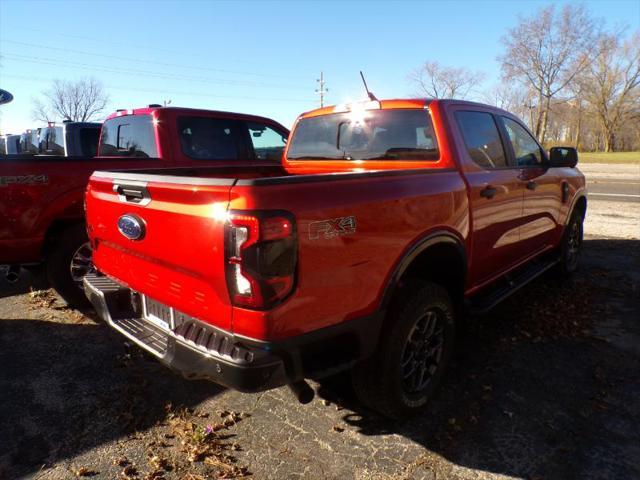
[0,317,223,478]
[325,238,640,479]
[1,239,638,479]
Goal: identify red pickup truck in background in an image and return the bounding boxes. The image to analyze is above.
[84,98,586,418]
[0,106,289,304]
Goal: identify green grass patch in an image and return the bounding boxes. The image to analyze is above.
[578,151,640,164]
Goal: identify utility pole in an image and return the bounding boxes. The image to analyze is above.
[163,99,172,107]
[315,72,328,108]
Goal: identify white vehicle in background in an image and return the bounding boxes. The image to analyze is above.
[38,121,102,157]
[19,129,40,154]
[1,122,102,158]
[0,134,21,154]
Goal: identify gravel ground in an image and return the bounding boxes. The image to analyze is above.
[580,163,639,239]
[2,236,638,480]
[1,174,639,479]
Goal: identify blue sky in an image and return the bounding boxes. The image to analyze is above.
[0,0,638,133]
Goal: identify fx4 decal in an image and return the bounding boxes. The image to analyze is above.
[309,216,357,240]
[0,174,49,187]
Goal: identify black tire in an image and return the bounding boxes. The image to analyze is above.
[46,224,93,307]
[556,212,584,277]
[352,280,456,419]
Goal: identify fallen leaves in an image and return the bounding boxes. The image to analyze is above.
[72,466,98,477]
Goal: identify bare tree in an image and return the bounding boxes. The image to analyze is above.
[482,81,536,128]
[579,32,640,151]
[32,78,109,123]
[408,61,485,99]
[498,4,599,144]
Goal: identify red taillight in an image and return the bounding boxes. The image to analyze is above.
[225,211,297,309]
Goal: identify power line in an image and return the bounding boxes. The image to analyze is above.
[0,73,313,103]
[0,53,308,90]
[1,38,309,81]
[1,26,318,75]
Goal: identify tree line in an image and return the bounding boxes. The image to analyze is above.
[409,4,639,152]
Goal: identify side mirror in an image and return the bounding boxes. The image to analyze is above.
[549,147,578,168]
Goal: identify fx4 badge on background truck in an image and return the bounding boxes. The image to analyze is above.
[83,98,586,418]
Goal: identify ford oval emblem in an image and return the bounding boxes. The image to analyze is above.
[117,214,145,240]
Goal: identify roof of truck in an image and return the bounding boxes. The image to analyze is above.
[104,106,289,131]
[298,98,514,120]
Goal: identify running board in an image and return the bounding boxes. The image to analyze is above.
[467,258,559,315]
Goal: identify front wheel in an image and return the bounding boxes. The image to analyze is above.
[352,280,456,419]
[46,224,94,307]
[556,212,584,277]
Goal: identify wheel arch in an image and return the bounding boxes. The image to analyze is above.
[42,218,86,257]
[571,194,587,222]
[379,231,467,311]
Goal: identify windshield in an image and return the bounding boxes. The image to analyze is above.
[287,109,438,161]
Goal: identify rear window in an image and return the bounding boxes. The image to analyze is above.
[287,109,438,161]
[19,131,40,154]
[80,127,100,157]
[178,117,241,160]
[40,126,65,155]
[99,115,157,158]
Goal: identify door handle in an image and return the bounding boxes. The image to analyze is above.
[113,183,151,205]
[480,185,497,199]
[526,180,537,190]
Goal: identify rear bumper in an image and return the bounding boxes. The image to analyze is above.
[83,273,287,392]
[84,273,384,392]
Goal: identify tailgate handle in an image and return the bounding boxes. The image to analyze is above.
[113,183,151,205]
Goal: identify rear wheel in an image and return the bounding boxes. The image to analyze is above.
[46,224,94,306]
[352,280,456,419]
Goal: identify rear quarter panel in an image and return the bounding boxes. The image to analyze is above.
[229,170,469,340]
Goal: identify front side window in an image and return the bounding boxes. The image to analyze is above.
[247,122,287,161]
[501,117,544,166]
[99,115,158,158]
[287,109,439,161]
[178,117,240,160]
[455,111,507,168]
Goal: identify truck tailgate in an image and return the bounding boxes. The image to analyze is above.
[86,172,234,330]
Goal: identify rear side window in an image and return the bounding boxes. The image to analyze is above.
[455,111,507,168]
[178,117,240,160]
[501,117,544,166]
[247,122,287,161]
[99,115,157,158]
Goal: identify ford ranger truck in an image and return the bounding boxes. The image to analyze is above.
[0,106,288,305]
[84,99,586,418]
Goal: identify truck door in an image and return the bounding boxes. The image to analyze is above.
[453,110,526,286]
[498,116,562,252]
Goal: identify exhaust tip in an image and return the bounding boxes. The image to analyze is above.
[6,266,20,284]
[288,380,315,404]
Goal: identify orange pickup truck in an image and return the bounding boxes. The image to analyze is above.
[84,99,586,418]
